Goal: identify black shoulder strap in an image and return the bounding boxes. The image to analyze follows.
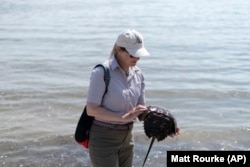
[94,64,110,101]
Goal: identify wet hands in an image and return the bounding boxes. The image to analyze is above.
[169,127,180,138]
[122,105,147,122]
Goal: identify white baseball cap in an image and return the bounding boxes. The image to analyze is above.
[116,29,150,57]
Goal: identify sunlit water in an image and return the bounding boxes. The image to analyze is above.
[1,0,250,166]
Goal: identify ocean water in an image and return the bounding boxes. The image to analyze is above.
[0,0,250,166]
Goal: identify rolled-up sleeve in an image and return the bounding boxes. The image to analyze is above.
[87,67,105,105]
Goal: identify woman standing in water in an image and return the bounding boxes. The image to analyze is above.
[86,29,179,167]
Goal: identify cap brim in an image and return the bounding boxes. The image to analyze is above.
[127,47,150,57]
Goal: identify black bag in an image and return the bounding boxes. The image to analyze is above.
[75,64,110,148]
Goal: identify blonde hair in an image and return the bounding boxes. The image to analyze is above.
[110,44,117,59]
[110,44,128,59]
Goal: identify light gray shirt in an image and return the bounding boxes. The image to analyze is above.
[87,57,145,122]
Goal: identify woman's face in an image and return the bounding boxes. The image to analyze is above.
[116,47,140,69]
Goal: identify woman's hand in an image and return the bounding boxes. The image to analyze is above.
[169,127,180,138]
[121,105,147,122]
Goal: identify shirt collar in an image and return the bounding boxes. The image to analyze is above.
[109,56,120,71]
[109,56,140,76]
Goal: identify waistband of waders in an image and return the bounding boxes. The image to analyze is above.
[93,120,133,131]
